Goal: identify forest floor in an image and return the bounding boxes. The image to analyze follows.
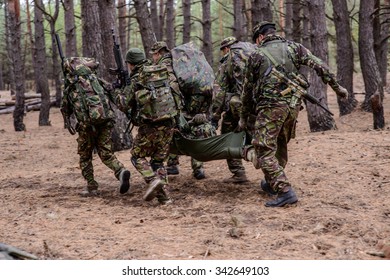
[1,78,390,260]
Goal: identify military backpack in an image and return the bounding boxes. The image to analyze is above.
[63,57,114,125]
[135,64,178,123]
[171,42,215,96]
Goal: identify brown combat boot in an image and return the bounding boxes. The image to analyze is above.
[223,172,249,184]
[80,180,100,197]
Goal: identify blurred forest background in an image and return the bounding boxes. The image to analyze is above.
[0,0,389,145]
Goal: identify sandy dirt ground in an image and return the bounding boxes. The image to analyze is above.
[1,81,390,260]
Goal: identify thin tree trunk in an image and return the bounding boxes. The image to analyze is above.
[0,63,4,90]
[182,0,191,44]
[201,0,213,65]
[4,1,16,96]
[292,0,302,43]
[158,0,164,42]
[98,0,116,80]
[359,0,385,128]
[133,0,159,57]
[306,0,336,132]
[37,0,61,107]
[374,0,389,88]
[285,0,293,39]
[233,0,243,41]
[331,0,357,116]
[165,0,175,49]
[26,0,41,93]
[7,0,26,131]
[117,0,128,55]
[63,0,77,57]
[34,0,51,126]
[150,0,160,41]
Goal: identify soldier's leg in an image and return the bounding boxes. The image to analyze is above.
[221,111,248,183]
[166,153,180,175]
[191,158,205,180]
[95,123,126,179]
[95,123,130,194]
[77,126,98,194]
[252,104,297,207]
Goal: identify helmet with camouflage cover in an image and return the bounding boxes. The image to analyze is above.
[220,36,238,50]
[150,41,170,54]
[125,48,145,65]
[252,21,276,42]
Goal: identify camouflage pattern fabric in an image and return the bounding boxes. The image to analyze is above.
[212,41,255,175]
[242,34,343,193]
[77,121,125,185]
[171,42,215,96]
[155,53,183,110]
[116,57,176,185]
[131,121,175,184]
[134,64,178,123]
[61,57,114,126]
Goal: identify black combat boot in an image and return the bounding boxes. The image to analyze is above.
[193,168,205,180]
[166,165,179,175]
[265,187,298,207]
[260,179,277,195]
[119,169,131,194]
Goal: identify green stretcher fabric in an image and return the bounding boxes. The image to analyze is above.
[169,131,252,162]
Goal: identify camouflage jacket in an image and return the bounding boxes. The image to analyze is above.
[115,59,150,116]
[156,53,183,110]
[212,42,256,119]
[241,34,341,118]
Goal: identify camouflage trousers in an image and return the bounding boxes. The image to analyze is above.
[167,121,216,172]
[220,110,245,175]
[77,122,125,185]
[131,120,175,184]
[251,102,300,192]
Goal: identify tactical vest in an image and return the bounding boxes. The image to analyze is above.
[63,57,114,126]
[135,64,178,123]
[256,40,298,98]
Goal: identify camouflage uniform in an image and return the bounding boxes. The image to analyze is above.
[241,22,348,207]
[61,58,130,195]
[212,37,256,183]
[116,47,176,203]
[150,42,216,179]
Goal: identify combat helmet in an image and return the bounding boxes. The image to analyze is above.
[220,36,238,50]
[125,48,145,65]
[252,21,276,42]
[150,41,170,54]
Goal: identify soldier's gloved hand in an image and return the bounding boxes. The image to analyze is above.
[192,113,207,125]
[335,85,349,99]
[236,117,247,132]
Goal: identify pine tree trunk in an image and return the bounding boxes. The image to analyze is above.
[233,0,243,41]
[34,0,51,126]
[331,0,357,116]
[359,0,385,128]
[306,0,336,132]
[201,0,213,66]
[63,0,78,57]
[182,0,191,44]
[165,0,175,49]
[133,0,157,58]
[150,0,160,41]
[7,0,26,131]
[117,0,128,55]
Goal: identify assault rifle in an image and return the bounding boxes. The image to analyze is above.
[109,29,131,88]
[55,33,76,135]
[269,66,334,116]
